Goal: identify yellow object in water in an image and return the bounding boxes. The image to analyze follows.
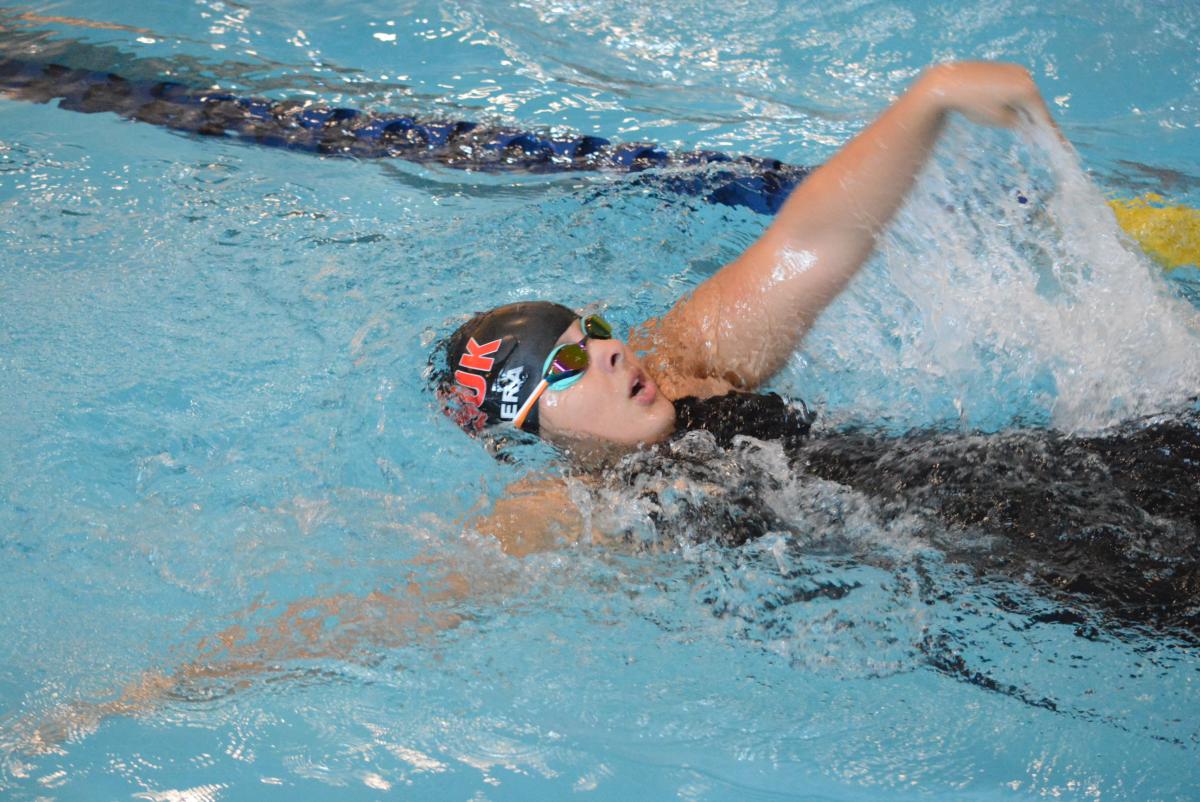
[1108,193,1200,270]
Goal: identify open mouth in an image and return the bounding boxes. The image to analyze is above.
[629,370,655,404]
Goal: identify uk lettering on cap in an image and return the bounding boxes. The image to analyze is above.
[453,337,501,406]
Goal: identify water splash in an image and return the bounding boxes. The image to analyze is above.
[797,118,1200,433]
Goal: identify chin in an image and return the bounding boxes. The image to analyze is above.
[618,398,677,446]
[643,401,677,443]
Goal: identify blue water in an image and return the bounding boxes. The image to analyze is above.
[2,1,1199,800]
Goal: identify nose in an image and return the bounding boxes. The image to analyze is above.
[588,337,623,374]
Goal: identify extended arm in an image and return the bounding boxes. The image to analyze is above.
[16,489,596,754]
[17,564,471,753]
[638,62,1055,396]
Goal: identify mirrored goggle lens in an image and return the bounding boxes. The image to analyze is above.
[582,314,613,340]
[547,343,588,383]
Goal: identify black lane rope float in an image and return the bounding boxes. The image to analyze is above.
[0,56,810,215]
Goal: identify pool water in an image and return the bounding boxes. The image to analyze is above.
[2,1,1199,800]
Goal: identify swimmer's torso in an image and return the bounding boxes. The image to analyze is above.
[569,394,1200,636]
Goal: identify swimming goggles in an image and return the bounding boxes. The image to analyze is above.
[512,314,613,430]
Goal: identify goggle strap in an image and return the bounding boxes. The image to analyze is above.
[512,377,550,430]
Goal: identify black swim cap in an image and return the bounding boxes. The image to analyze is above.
[440,301,578,435]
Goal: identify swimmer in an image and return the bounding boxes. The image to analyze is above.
[438,61,1200,637]
[438,63,1049,528]
[16,62,1197,756]
[441,62,1054,450]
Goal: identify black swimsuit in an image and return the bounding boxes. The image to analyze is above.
[596,392,1200,637]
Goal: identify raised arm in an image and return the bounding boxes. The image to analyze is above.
[638,62,1055,397]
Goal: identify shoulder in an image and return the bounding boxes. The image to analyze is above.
[472,477,584,557]
[659,374,740,402]
[629,313,741,402]
[630,323,739,401]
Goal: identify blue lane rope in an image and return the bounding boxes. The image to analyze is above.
[0,56,809,215]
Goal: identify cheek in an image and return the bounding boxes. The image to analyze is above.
[543,380,606,421]
[538,384,589,430]
[538,376,620,435]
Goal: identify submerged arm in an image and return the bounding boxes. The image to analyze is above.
[18,561,472,753]
[18,485,596,754]
[639,62,1055,395]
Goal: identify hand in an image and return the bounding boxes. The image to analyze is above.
[916,61,1053,129]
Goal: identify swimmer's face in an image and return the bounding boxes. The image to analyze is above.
[536,320,676,447]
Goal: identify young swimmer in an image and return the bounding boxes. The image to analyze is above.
[438,62,1200,636]
[17,61,1197,754]
[440,62,1055,449]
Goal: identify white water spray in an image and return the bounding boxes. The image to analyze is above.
[796,118,1200,433]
